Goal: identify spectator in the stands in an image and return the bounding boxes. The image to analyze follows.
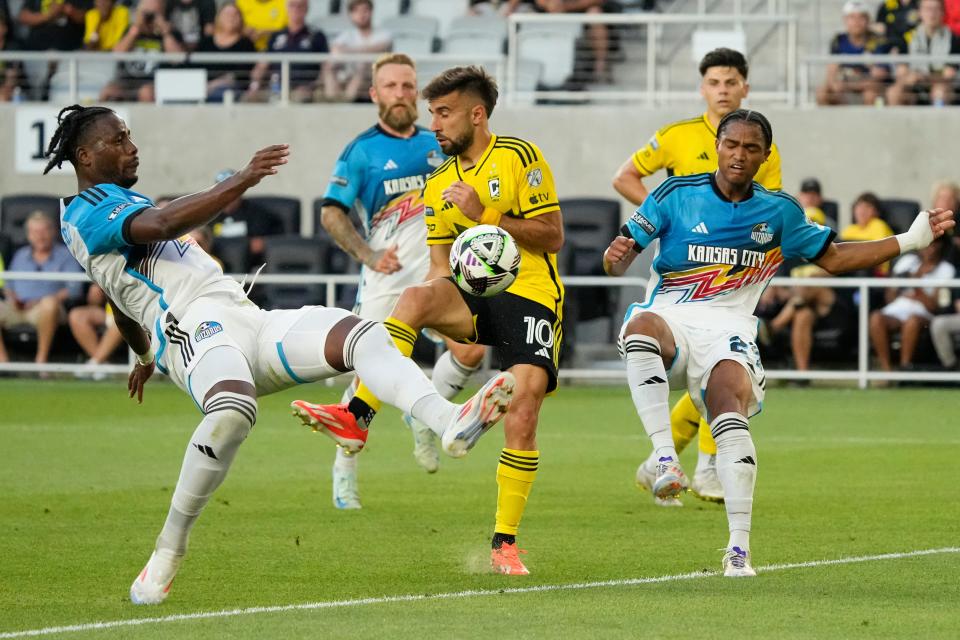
[870,236,954,372]
[247,0,327,103]
[68,284,124,379]
[101,0,185,103]
[946,0,960,33]
[0,14,26,101]
[797,178,828,226]
[166,0,215,51]
[875,0,919,46]
[533,0,619,83]
[840,191,895,275]
[0,213,83,366]
[210,169,280,269]
[817,1,892,105]
[83,0,129,51]
[236,0,286,51]
[886,0,960,106]
[322,0,391,102]
[188,225,223,268]
[196,3,256,102]
[18,0,88,51]
[930,294,960,370]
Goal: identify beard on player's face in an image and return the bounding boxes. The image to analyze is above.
[380,99,417,131]
[441,126,473,157]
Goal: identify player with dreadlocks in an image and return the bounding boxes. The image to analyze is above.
[604,108,954,576]
[49,104,515,604]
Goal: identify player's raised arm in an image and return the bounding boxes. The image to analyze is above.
[612,157,650,206]
[815,208,955,274]
[127,144,289,244]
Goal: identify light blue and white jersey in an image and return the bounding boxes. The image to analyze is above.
[60,184,246,332]
[622,173,835,325]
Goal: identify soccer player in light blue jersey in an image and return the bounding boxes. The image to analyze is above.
[318,53,485,509]
[604,109,954,576]
[48,104,514,604]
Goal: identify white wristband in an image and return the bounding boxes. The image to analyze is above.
[136,349,155,366]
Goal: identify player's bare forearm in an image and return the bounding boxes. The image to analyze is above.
[128,144,289,244]
[321,205,373,264]
[498,211,564,254]
[111,302,151,356]
[612,158,649,206]
[815,238,901,275]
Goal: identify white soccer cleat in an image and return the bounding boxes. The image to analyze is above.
[403,413,440,474]
[441,372,515,458]
[722,546,756,577]
[635,460,683,507]
[130,548,183,605]
[652,456,688,501]
[332,455,362,510]
[691,456,725,503]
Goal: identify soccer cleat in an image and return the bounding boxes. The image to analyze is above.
[332,454,362,510]
[441,372,515,458]
[635,461,683,507]
[491,542,529,575]
[130,548,183,605]
[403,413,440,473]
[691,456,725,503]
[722,546,756,577]
[652,456,688,501]
[290,400,368,453]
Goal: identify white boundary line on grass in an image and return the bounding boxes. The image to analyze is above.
[3,547,958,638]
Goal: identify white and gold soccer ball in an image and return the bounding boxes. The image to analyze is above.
[449,225,521,297]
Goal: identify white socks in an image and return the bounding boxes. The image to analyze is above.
[623,335,678,462]
[432,351,481,399]
[710,412,757,551]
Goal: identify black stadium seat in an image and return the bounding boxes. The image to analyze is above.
[879,198,921,235]
[0,195,61,245]
[262,235,328,309]
[246,196,301,235]
[213,236,250,274]
[820,199,839,229]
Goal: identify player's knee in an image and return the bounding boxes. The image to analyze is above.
[624,312,662,340]
[450,342,484,368]
[203,392,258,439]
[393,284,436,325]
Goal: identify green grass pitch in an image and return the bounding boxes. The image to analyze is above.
[1,379,959,639]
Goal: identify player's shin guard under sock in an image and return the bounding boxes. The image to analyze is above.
[669,392,701,454]
[335,445,359,469]
[348,320,455,433]
[623,335,677,461]
[432,351,481,399]
[494,449,539,544]
[711,412,756,551]
[157,406,255,555]
[349,317,419,423]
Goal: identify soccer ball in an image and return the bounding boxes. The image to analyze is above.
[449,225,521,297]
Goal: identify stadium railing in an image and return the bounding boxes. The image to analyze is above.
[3,270,960,388]
[799,54,960,107]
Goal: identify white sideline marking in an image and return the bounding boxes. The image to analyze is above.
[2,547,957,639]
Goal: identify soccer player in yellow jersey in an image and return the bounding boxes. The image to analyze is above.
[612,48,782,506]
[298,66,563,576]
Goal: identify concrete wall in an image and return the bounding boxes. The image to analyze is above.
[2,103,955,232]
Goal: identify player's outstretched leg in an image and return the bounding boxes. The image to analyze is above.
[332,381,362,509]
[131,347,257,605]
[621,324,687,501]
[291,318,513,458]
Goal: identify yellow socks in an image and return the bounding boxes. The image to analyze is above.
[494,449,539,537]
[670,392,701,454]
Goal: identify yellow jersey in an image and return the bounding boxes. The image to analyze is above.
[424,134,564,315]
[631,113,783,191]
[83,5,130,51]
[236,0,287,50]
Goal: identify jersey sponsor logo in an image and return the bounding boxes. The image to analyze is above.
[526,168,543,187]
[660,246,784,302]
[108,202,133,221]
[425,206,435,217]
[195,320,223,342]
[630,210,656,235]
[687,244,767,269]
[426,150,444,167]
[383,174,426,196]
[488,177,501,200]
[383,159,398,170]
[331,175,349,187]
[751,222,774,245]
[691,222,709,234]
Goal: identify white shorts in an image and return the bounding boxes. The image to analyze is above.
[154,294,357,402]
[353,291,400,322]
[620,306,766,419]
[881,296,932,323]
